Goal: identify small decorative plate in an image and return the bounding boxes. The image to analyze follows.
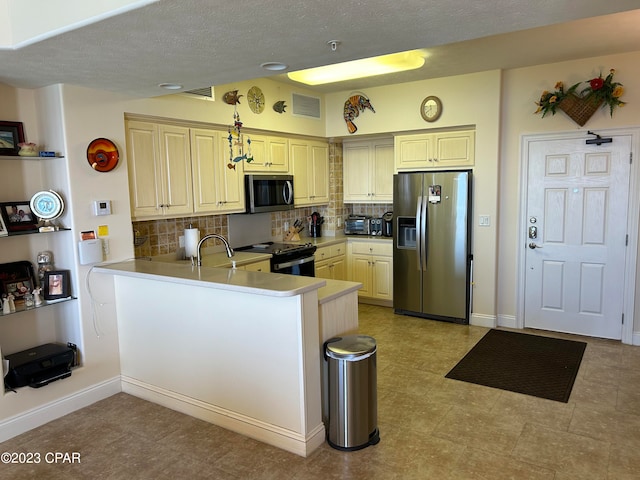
[30,190,64,220]
[87,138,119,172]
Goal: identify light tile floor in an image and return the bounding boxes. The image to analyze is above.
[1,304,640,479]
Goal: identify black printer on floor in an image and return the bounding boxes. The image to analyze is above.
[4,343,76,389]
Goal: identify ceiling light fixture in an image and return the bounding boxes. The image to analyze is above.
[158,83,183,90]
[287,49,426,86]
[260,62,288,72]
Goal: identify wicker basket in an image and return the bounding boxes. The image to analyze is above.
[558,93,603,127]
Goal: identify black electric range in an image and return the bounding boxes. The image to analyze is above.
[235,241,317,276]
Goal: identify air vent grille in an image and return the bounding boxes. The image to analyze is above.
[292,93,321,118]
[181,86,214,101]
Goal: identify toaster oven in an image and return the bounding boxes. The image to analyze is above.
[344,215,371,235]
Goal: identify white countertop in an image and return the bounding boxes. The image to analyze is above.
[317,279,362,304]
[95,259,326,297]
[152,250,272,268]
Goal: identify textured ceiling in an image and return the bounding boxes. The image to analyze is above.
[1,1,639,98]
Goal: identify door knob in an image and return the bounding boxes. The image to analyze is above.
[528,243,542,249]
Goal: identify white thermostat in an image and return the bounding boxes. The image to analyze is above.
[93,200,112,216]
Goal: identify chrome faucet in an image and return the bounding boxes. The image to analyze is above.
[196,234,234,266]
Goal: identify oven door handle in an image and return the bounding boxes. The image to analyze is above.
[273,255,315,270]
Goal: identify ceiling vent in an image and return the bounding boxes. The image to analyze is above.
[292,93,321,118]
[181,86,215,101]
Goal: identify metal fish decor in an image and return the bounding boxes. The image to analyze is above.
[343,93,375,134]
[273,100,287,113]
[223,90,243,105]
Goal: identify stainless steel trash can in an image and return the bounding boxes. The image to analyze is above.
[325,335,380,451]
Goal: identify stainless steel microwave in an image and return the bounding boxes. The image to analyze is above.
[245,174,294,214]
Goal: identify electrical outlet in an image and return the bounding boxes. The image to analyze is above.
[179,235,185,248]
[102,238,110,256]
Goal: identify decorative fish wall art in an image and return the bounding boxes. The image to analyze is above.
[343,93,375,134]
[223,90,243,105]
[273,100,287,113]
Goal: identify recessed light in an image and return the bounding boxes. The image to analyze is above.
[260,62,288,72]
[158,83,183,90]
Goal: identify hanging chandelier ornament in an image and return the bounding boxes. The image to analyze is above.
[227,105,253,169]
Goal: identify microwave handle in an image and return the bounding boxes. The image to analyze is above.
[283,180,293,205]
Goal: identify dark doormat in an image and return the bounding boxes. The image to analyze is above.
[445,329,586,403]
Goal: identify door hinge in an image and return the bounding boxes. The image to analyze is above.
[630,152,633,164]
[622,313,624,325]
[626,234,629,246]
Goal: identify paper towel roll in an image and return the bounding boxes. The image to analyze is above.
[184,227,200,259]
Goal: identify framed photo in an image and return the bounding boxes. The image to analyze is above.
[0,202,39,233]
[0,121,25,156]
[0,212,7,237]
[0,261,37,303]
[43,270,70,300]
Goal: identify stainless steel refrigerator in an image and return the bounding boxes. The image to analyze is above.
[393,170,472,324]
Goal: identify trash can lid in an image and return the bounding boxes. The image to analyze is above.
[325,335,376,360]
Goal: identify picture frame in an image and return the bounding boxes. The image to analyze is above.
[0,212,7,237]
[0,202,39,233]
[0,261,37,304]
[0,121,25,156]
[43,270,70,300]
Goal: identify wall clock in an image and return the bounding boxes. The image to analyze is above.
[247,86,265,114]
[420,96,442,122]
[30,190,64,221]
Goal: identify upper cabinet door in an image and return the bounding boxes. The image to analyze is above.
[158,125,193,216]
[216,131,245,213]
[291,139,329,206]
[191,128,245,214]
[371,142,394,203]
[310,141,329,204]
[395,130,475,171]
[243,134,289,172]
[191,128,219,213]
[291,141,311,204]
[127,122,193,219]
[343,138,394,203]
[127,120,163,218]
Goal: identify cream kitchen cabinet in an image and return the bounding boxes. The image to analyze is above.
[240,259,271,272]
[347,239,393,304]
[315,242,346,280]
[290,138,329,206]
[343,138,394,203]
[242,134,289,172]
[191,128,245,214]
[395,130,475,171]
[126,120,193,219]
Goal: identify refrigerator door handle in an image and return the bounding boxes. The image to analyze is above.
[421,195,428,271]
[415,196,423,271]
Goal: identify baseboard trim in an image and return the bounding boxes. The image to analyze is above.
[470,313,497,328]
[0,377,121,443]
[121,376,325,457]
[497,314,518,329]
[633,331,640,346]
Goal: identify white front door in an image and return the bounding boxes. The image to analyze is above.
[524,135,631,339]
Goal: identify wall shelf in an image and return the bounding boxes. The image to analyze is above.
[2,227,70,238]
[0,155,64,161]
[1,296,77,318]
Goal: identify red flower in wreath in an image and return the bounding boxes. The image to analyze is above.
[589,77,604,90]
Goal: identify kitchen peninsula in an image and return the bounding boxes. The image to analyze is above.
[95,259,361,457]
